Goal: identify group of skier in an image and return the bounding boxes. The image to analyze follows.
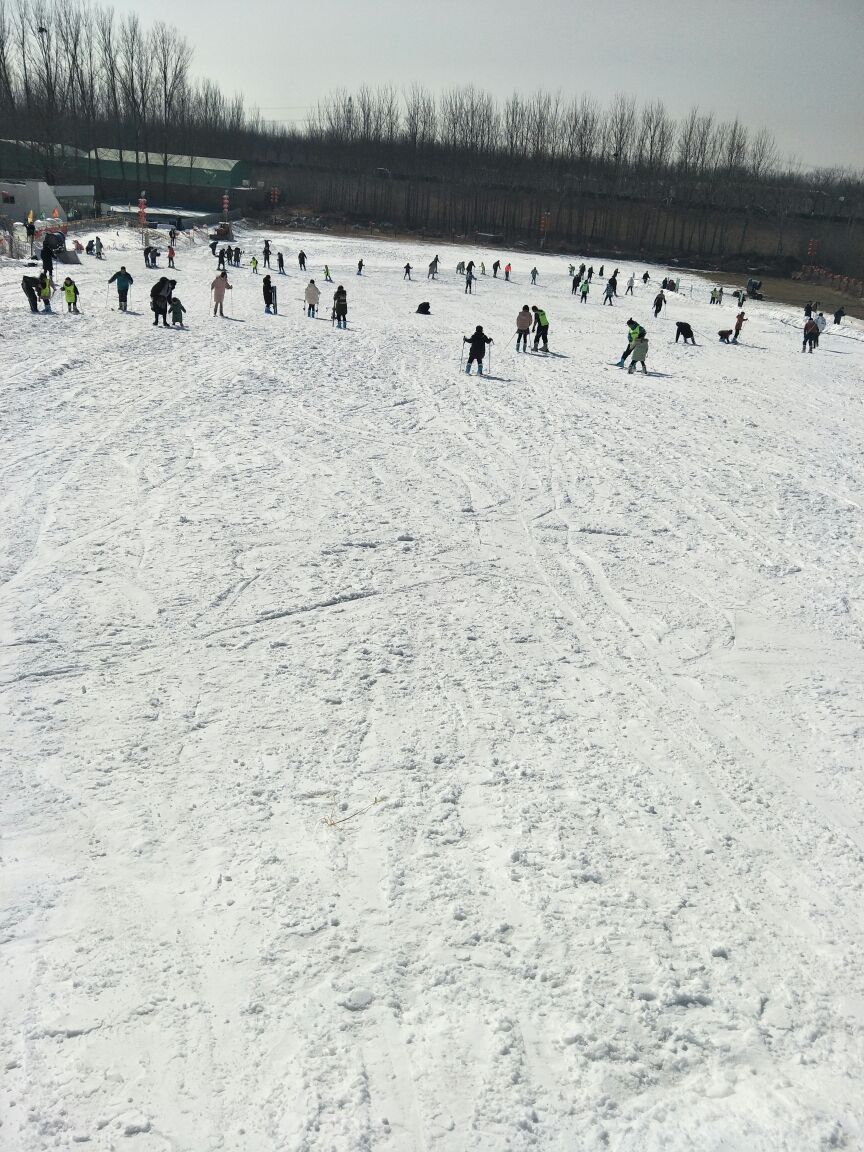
[18,228,854,368]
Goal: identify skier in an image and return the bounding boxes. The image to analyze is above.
[463,325,492,374]
[578,263,586,280]
[109,266,133,311]
[814,312,827,341]
[357,259,364,275]
[718,286,724,304]
[642,271,650,284]
[170,296,186,327]
[504,262,512,281]
[217,247,226,270]
[710,288,718,305]
[41,243,54,275]
[333,285,348,328]
[598,264,604,278]
[617,318,645,366]
[404,262,412,280]
[169,226,177,245]
[833,306,845,325]
[85,240,95,255]
[150,277,174,327]
[609,272,619,296]
[466,260,475,275]
[465,270,474,294]
[210,270,232,317]
[530,267,538,285]
[625,274,634,296]
[250,256,259,274]
[568,264,575,276]
[304,279,321,317]
[456,260,466,275]
[416,301,431,315]
[480,262,486,276]
[428,256,439,279]
[802,317,819,352]
[718,329,733,343]
[531,305,549,351]
[653,290,665,318]
[572,274,581,295]
[233,247,241,267]
[324,264,333,282]
[263,274,274,313]
[263,240,271,268]
[602,279,615,306]
[732,311,746,343]
[62,277,80,314]
[804,300,813,318]
[587,265,594,282]
[38,271,54,311]
[94,236,104,259]
[277,251,285,274]
[209,238,219,256]
[675,321,696,344]
[515,305,531,352]
[628,333,649,375]
[579,278,590,303]
[167,244,176,269]
[298,250,307,271]
[21,274,40,312]
[492,260,500,278]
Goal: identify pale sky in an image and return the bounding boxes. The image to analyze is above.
[113,0,864,171]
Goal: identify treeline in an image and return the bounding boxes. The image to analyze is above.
[2,0,862,273]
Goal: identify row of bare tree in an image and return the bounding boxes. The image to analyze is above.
[1,0,862,271]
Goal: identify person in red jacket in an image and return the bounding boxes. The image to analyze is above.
[731,311,747,343]
[167,245,176,269]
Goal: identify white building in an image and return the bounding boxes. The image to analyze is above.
[0,179,66,226]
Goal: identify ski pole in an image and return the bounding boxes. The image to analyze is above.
[488,344,492,374]
[459,340,465,370]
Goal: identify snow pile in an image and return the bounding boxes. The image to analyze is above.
[1,226,863,1151]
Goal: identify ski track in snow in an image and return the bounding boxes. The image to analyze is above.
[1,228,863,1152]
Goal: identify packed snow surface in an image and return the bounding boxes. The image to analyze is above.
[2,227,863,1152]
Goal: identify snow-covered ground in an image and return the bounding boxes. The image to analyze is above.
[2,226,863,1152]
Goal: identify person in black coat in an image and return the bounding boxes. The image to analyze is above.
[463,325,493,375]
[298,250,307,271]
[21,274,40,312]
[675,321,696,344]
[263,274,274,313]
[150,277,174,327]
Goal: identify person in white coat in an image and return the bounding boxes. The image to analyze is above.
[304,279,321,317]
[625,274,635,296]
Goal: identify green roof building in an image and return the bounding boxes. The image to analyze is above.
[88,150,249,188]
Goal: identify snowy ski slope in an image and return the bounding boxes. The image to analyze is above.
[1,226,863,1151]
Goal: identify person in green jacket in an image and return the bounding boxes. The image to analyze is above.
[108,267,134,311]
[170,297,186,327]
[579,278,589,303]
[617,318,645,366]
[39,272,54,311]
[62,277,80,314]
[531,305,549,351]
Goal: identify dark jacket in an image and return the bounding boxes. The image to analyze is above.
[333,288,348,317]
[464,330,492,358]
